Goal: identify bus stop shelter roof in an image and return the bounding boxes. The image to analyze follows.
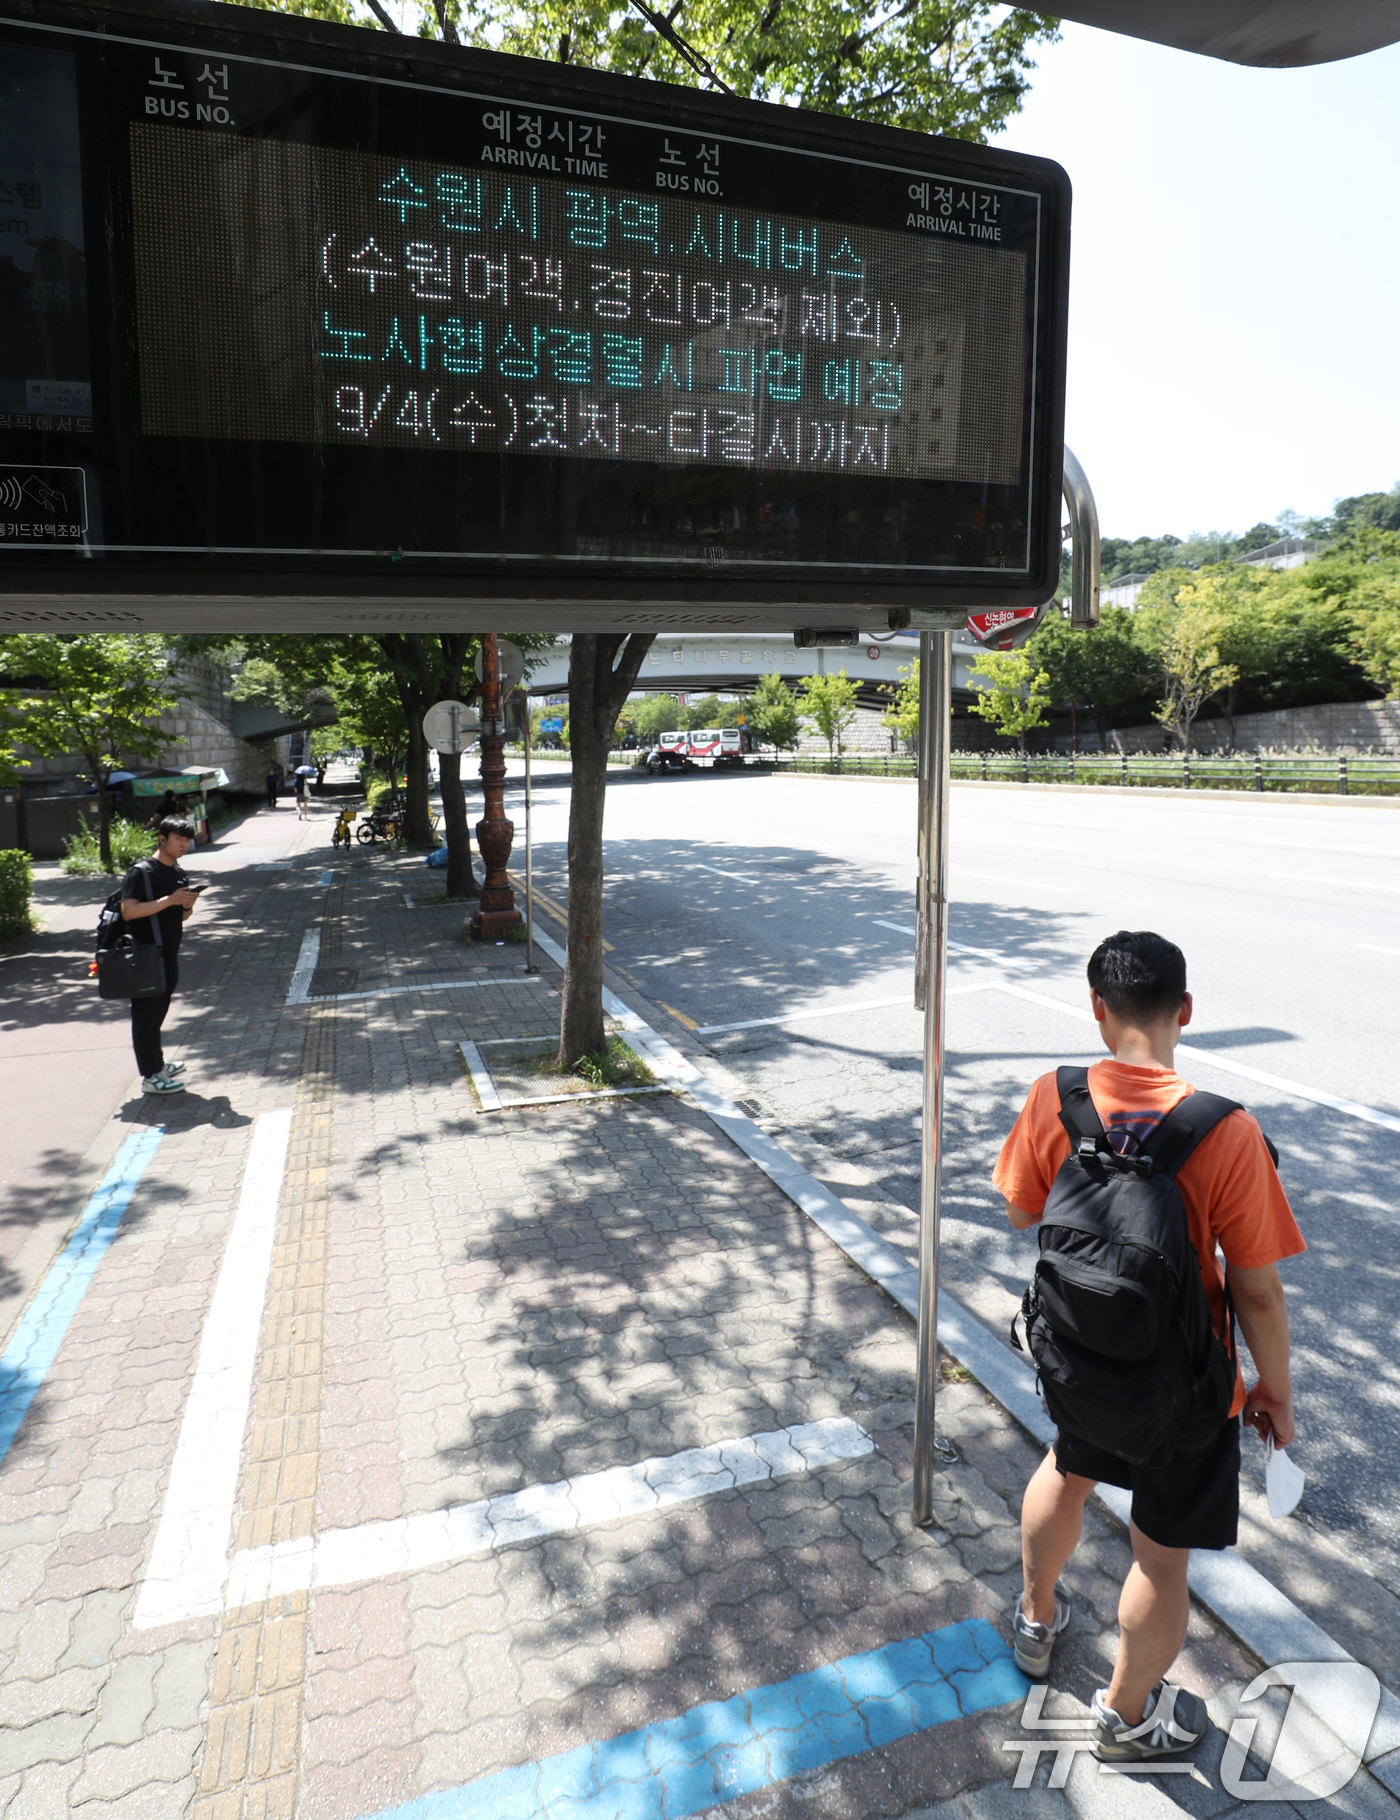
[1053,1,1400,66]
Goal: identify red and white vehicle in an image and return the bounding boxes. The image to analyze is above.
[686,728,724,761]
[658,730,687,755]
[686,727,757,766]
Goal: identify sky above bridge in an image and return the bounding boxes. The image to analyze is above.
[998,22,1400,541]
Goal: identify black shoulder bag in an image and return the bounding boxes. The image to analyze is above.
[97,864,168,1000]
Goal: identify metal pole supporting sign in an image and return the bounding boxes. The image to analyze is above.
[910,449,1101,1525]
[913,629,958,1522]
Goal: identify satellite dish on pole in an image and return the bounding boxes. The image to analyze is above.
[422,700,480,753]
[475,638,526,694]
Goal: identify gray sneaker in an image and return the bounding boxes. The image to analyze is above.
[1092,1682,1209,1761]
[1011,1585,1071,1679]
[142,1070,183,1095]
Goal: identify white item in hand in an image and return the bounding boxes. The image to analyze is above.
[1265,1436,1305,1519]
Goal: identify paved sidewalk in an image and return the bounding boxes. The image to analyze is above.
[0,822,1391,1818]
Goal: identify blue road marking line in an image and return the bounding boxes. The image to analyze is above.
[358,1616,1027,1820]
[0,1125,165,1463]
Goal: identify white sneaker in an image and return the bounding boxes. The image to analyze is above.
[142,1070,183,1095]
[163,1060,186,1075]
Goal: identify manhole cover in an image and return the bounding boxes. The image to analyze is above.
[309,966,357,996]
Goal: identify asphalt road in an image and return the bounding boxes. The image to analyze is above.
[519,765,1400,1595]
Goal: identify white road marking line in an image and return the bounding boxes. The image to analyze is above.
[1358,943,1400,957]
[1273,872,1400,894]
[224,1418,872,1605]
[133,1110,294,1629]
[989,981,1400,1136]
[872,922,1037,970]
[975,834,1081,854]
[459,1040,502,1111]
[694,862,761,885]
[286,927,320,1005]
[957,869,1072,894]
[695,995,911,1036]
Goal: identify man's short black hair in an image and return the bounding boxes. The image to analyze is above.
[1087,931,1187,1021]
[158,815,195,841]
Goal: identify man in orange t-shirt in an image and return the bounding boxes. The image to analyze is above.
[993,930,1304,1763]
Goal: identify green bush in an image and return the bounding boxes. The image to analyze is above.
[60,819,152,875]
[364,774,396,813]
[0,850,35,938]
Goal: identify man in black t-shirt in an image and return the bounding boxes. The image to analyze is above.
[120,816,200,1094]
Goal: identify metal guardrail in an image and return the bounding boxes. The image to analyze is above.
[769,751,1400,795]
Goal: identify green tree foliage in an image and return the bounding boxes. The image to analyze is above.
[0,634,178,869]
[1133,581,1239,752]
[1030,606,1157,748]
[459,1,1058,140]
[1315,482,1400,539]
[881,659,920,748]
[968,648,1051,752]
[798,669,860,758]
[1098,534,1184,585]
[747,673,802,750]
[630,694,683,744]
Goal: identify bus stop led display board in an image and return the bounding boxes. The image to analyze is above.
[0,0,1070,630]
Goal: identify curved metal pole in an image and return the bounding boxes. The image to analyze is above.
[913,628,954,1524]
[1063,446,1101,629]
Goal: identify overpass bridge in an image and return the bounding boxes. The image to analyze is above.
[523,630,989,709]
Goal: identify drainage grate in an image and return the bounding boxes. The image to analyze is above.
[736,1098,764,1120]
[309,966,357,996]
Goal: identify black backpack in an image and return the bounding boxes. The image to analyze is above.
[1011,1066,1245,1468]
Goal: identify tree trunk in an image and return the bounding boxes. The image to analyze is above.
[558,633,654,1070]
[438,749,478,898]
[403,716,433,846]
[92,757,112,870]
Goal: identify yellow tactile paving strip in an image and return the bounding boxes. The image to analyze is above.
[195,999,336,1820]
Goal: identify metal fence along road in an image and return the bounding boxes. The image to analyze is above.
[765,750,1400,795]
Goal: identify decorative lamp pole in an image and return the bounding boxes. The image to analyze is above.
[470,633,522,941]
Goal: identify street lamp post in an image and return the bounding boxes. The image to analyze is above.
[470,633,523,941]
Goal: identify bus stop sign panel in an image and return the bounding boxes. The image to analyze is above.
[0,0,1071,632]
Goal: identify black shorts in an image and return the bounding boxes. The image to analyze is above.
[1053,1418,1240,1550]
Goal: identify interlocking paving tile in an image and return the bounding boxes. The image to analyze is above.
[353,1617,1024,1819]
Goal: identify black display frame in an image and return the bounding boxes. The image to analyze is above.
[0,0,1071,632]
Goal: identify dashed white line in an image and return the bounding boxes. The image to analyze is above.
[872,922,1036,969]
[1274,873,1400,894]
[694,862,761,885]
[224,1418,872,1605]
[989,981,1400,1137]
[957,869,1072,894]
[1357,944,1400,957]
[134,1110,294,1629]
[695,995,911,1036]
[286,927,320,1006]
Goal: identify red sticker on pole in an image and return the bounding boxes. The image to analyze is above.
[965,604,1050,651]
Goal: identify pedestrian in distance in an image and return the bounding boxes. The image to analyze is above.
[995,930,1303,1764]
[143,787,180,830]
[119,815,202,1095]
[293,770,309,821]
[265,764,279,810]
